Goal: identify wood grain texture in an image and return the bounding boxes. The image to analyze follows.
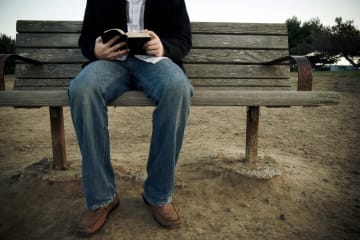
[16,33,288,49]
[13,78,291,90]
[17,21,287,35]
[15,63,290,79]
[17,20,83,33]
[13,20,291,92]
[49,107,67,169]
[190,22,288,35]
[246,106,260,163]
[16,48,289,64]
[0,90,340,107]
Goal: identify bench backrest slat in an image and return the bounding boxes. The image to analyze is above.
[17,21,288,35]
[14,20,291,91]
[17,48,289,64]
[16,64,289,78]
[16,34,288,49]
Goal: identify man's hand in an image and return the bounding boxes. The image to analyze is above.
[144,30,166,57]
[94,36,128,60]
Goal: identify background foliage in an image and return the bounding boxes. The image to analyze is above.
[0,34,15,74]
[287,17,360,69]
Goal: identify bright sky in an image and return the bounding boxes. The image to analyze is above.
[1,0,360,38]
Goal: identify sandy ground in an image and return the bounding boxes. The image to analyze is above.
[0,71,359,240]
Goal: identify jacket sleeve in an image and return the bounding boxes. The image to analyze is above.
[78,0,98,61]
[160,0,192,63]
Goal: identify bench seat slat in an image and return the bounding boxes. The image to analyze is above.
[17,21,288,35]
[0,90,339,107]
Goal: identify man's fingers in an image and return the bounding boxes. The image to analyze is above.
[95,35,129,60]
[105,36,121,47]
[111,41,127,51]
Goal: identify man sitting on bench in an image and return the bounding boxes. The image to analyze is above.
[68,0,193,236]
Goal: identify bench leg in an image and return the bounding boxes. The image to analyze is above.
[49,106,68,170]
[245,106,259,163]
[0,54,9,90]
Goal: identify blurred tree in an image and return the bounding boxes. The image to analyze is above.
[286,17,311,55]
[329,18,359,67]
[0,34,15,73]
[286,17,335,68]
[287,16,360,68]
[308,25,339,68]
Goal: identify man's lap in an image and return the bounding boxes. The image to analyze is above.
[71,57,192,103]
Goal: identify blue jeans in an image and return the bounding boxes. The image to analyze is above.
[68,57,193,210]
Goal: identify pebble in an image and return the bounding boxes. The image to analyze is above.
[226,207,234,213]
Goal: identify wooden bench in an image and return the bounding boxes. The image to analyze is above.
[0,20,339,170]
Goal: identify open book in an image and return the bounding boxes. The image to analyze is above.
[101,28,151,55]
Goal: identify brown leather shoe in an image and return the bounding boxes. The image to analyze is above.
[77,194,119,237]
[143,194,182,228]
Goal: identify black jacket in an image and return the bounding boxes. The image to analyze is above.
[79,0,192,67]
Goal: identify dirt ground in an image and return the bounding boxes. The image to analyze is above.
[0,71,359,240]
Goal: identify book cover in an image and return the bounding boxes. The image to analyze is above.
[101,29,151,55]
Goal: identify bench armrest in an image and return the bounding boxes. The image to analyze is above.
[263,55,312,91]
[0,54,42,91]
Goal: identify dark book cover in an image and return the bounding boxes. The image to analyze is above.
[101,29,151,55]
